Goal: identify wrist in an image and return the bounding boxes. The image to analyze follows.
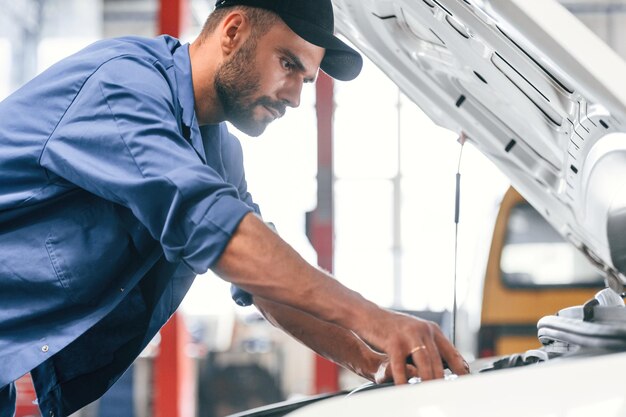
[344,304,394,354]
[337,296,382,334]
[354,345,387,382]
[368,353,389,384]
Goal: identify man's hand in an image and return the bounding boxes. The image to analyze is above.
[254,296,394,383]
[215,213,469,384]
[372,356,419,385]
[354,311,469,384]
[256,296,468,385]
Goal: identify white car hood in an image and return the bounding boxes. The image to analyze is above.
[288,351,626,417]
[333,0,626,291]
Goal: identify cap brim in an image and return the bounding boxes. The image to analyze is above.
[279,15,363,81]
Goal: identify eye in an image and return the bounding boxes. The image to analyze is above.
[280,58,294,71]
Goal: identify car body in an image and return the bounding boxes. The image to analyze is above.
[230,0,626,415]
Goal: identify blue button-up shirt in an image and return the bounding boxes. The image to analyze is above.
[0,35,257,416]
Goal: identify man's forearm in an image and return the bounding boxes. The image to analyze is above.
[214,212,470,384]
[214,212,379,332]
[253,296,385,382]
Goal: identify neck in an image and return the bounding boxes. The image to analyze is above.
[189,38,225,125]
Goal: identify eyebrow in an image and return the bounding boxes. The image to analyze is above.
[278,48,317,83]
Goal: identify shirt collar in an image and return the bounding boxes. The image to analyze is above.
[173,42,195,129]
[173,42,207,164]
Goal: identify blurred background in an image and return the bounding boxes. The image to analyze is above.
[2,0,625,416]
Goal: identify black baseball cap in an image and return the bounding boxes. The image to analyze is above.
[214,0,363,81]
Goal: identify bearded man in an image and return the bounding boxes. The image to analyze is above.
[0,1,467,415]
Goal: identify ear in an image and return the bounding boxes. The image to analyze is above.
[220,11,250,57]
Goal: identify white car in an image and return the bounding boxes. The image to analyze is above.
[230,0,626,415]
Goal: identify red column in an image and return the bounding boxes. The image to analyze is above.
[14,374,39,417]
[154,2,194,417]
[158,0,188,37]
[154,313,196,417]
[310,72,340,394]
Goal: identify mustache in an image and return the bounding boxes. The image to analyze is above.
[255,96,286,118]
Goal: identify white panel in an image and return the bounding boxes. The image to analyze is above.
[0,38,10,100]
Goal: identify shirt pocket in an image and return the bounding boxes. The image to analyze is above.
[44,196,135,305]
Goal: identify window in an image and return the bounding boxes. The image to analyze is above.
[334,55,509,310]
[501,203,604,288]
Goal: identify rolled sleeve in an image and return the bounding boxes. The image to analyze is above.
[182,194,252,272]
[39,56,253,273]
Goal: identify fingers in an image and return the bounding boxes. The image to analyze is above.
[407,340,443,381]
[390,348,408,385]
[406,364,420,380]
[424,339,444,379]
[434,330,470,376]
[375,360,419,385]
[364,312,469,384]
[409,344,432,381]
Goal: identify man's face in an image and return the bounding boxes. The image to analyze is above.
[214,37,274,137]
[214,19,324,137]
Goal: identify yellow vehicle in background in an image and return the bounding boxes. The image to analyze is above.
[478,187,605,357]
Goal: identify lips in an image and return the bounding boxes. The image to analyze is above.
[263,104,285,120]
[263,105,278,119]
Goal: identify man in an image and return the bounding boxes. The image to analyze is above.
[0,0,468,415]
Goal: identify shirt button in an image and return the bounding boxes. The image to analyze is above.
[41,345,49,353]
[49,411,55,417]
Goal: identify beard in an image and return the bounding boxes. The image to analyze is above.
[214,38,286,137]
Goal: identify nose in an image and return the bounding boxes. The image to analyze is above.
[278,77,304,108]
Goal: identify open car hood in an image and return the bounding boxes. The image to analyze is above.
[333,0,626,292]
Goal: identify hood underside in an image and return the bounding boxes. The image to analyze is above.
[333,0,626,290]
